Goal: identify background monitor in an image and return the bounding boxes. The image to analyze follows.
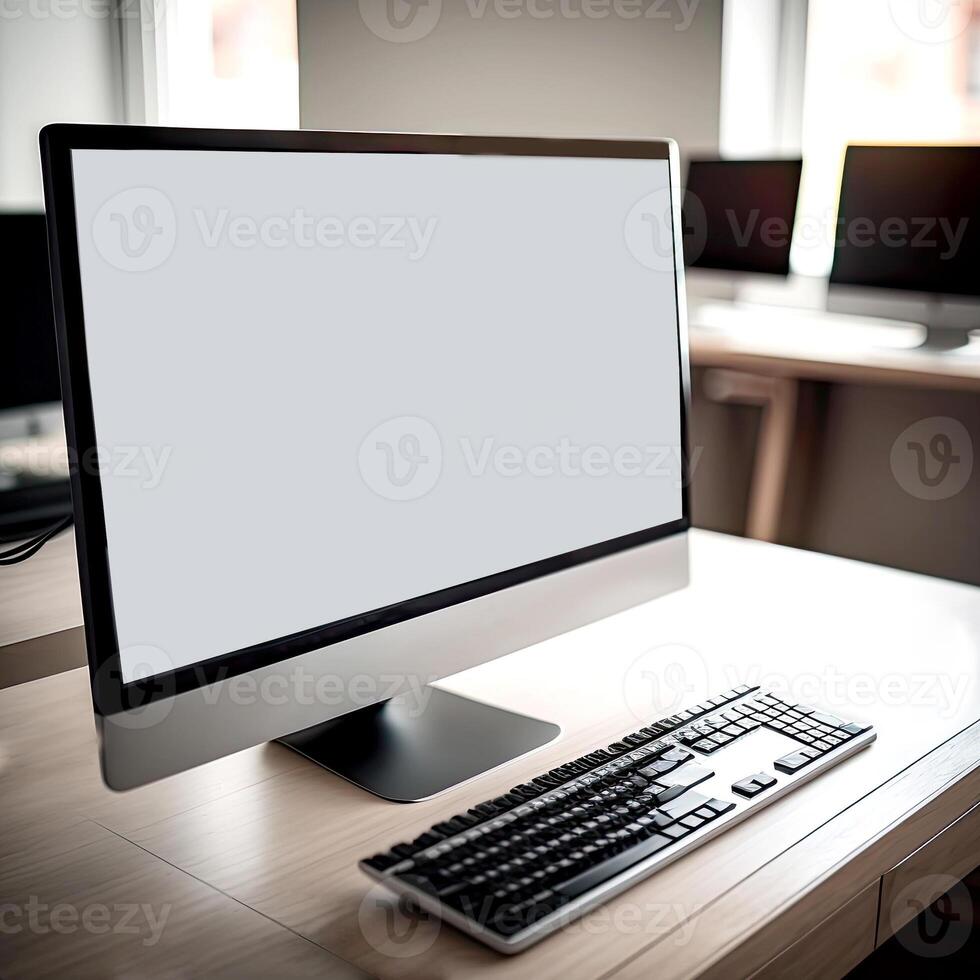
[682,158,803,276]
[1,212,61,411]
[43,127,691,792]
[830,145,980,299]
[0,211,69,536]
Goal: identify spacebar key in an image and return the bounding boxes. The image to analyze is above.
[554,834,674,901]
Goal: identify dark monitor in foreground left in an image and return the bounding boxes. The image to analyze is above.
[1,212,61,412]
[0,211,69,536]
[683,158,803,276]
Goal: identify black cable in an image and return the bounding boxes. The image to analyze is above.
[0,524,63,544]
[0,515,73,565]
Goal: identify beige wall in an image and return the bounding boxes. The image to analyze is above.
[297,0,722,151]
[690,373,980,587]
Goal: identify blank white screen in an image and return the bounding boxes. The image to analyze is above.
[70,149,683,682]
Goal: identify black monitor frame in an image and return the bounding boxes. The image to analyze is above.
[41,124,691,715]
[0,210,63,412]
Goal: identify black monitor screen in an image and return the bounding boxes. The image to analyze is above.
[831,145,980,298]
[2,212,61,411]
[682,158,802,276]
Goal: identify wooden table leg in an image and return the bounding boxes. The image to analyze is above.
[703,369,800,543]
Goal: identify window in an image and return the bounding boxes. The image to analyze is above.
[133,0,298,128]
[792,0,980,275]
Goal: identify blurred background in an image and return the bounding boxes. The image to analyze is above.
[2,0,978,583]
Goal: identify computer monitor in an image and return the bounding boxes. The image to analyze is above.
[830,145,980,347]
[42,125,691,796]
[0,212,62,413]
[682,158,803,277]
[0,212,70,535]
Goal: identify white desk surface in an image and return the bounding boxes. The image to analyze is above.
[1,530,979,978]
[687,297,980,391]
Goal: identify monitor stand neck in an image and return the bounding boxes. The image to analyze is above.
[277,687,560,802]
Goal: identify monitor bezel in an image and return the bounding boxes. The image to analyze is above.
[41,124,691,715]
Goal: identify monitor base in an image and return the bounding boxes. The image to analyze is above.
[277,687,560,802]
[917,327,974,352]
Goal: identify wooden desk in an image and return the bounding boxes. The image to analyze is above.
[1,530,978,978]
[688,304,980,548]
[0,528,83,689]
[689,309,980,394]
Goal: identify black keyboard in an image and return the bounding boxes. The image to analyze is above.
[359,685,875,953]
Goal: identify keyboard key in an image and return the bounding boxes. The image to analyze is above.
[732,772,777,798]
[841,721,872,736]
[659,790,711,822]
[809,711,846,729]
[654,763,714,804]
[364,852,401,872]
[774,748,820,774]
[704,797,736,816]
[553,833,674,900]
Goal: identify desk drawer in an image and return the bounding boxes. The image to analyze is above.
[877,800,980,946]
[749,882,879,980]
